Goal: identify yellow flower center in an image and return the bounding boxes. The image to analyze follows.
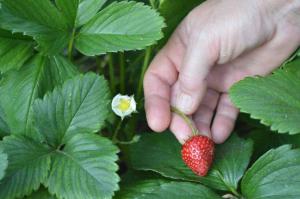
[118,98,131,111]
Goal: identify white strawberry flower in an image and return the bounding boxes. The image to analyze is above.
[111,94,137,120]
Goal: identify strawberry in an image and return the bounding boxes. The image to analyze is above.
[181,135,215,176]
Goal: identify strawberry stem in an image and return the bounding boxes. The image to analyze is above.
[171,106,198,136]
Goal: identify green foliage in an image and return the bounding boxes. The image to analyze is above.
[116,180,221,199]
[248,129,300,160]
[129,132,253,193]
[0,55,78,138]
[0,0,164,55]
[0,0,166,197]
[242,145,300,198]
[0,147,8,181]
[0,74,119,199]
[75,1,165,55]
[25,187,57,199]
[0,0,70,54]
[0,105,9,136]
[33,73,109,147]
[230,58,300,135]
[46,134,119,199]
[56,0,108,27]
[205,134,253,192]
[0,135,51,199]
[0,29,33,73]
[0,0,299,198]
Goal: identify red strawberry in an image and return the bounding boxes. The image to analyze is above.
[181,135,215,176]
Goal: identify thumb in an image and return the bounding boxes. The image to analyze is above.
[173,35,219,114]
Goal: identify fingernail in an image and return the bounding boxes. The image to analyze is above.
[176,92,193,113]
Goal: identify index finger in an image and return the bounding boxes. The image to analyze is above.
[143,32,185,132]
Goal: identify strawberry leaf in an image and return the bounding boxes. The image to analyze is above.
[230,58,300,134]
[0,55,78,138]
[0,105,9,136]
[55,0,108,27]
[241,145,300,198]
[204,134,253,191]
[25,187,57,199]
[115,179,221,199]
[46,134,119,199]
[0,29,33,73]
[129,132,253,192]
[0,135,51,199]
[247,129,300,161]
[0,147,8,181]
[33,73,110,147]
[75,1,165,56]
[0,0,70,54]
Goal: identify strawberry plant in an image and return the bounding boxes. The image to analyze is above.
[0,0,300,199]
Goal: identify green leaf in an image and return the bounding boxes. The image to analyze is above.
[0,105,9,136]
[56,0,108,27]
[75,1,165,56]
[0,0,70,54]
[33,73,110,147]
[0,55,78,137]
[115,179,221,199]
[204,134,253,192]
[0,29,33,73]
[39,55,80,91]
[0,135,51,199]
[0,147,8,180]
[25,187,57,199]
[283,47,300,65]
[46,134,119,199]
[248,129,300,161]
[158,0,203,46]
[230,58,300,134]
[241,145,300,199]
[129,132,253,192]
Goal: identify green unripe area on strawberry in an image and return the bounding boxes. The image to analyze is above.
[181,135,215,176]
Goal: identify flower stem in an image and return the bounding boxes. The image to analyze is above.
[108,53,116,94]
[112,119,122,142]
[68,28,76,61]
[171,106,198,136]
[137,47,151,100]
[119,52,125,93]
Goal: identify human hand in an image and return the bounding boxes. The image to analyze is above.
[144,0,300,144]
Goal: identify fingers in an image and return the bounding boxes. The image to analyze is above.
[144,29,185,132]
[211,94,239,144]
[172,34,219,114]
[193,89,219,138]
[170,114,194,144]
[207,24,300,92]
[143,51,176,132]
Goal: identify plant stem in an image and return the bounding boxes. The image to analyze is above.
[108,53,116,94]
[119,52,125,93]
[149,0,156,8]
[112,119,122,142]
[137,47,151,100]
[68,28,76,61]
[95,56,103,75]
[171,106,198,135]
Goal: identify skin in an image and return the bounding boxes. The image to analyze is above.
[144,0,300,144]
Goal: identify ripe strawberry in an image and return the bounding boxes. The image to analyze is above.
[181,135,215,176]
